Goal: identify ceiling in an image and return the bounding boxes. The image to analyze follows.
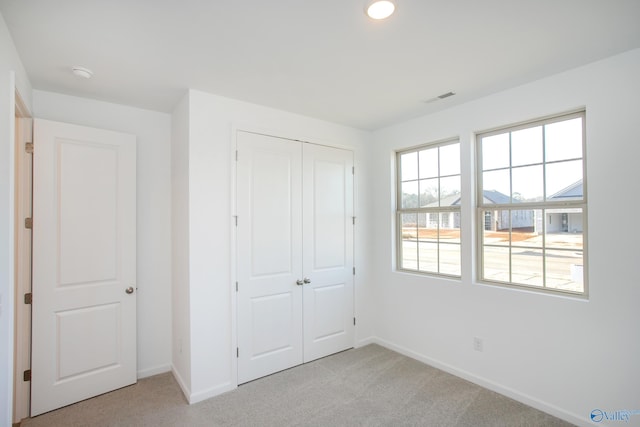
[1,0,639,130]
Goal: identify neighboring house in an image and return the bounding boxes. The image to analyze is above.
[479,190,536,231]
[403,184,583,233]
[483,182,584,233]
[546,180,584,233]
[403,189,532,231]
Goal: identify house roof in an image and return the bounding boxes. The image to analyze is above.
[548,180,583,199]
[482,190,511,205]
[423,181,583,208]
[423,189,510,207]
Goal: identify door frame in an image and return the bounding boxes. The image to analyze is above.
[230,124,357,388]
[13,89,33,424]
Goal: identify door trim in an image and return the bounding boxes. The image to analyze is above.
[13,89,32,424]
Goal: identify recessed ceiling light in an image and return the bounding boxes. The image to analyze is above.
[71,66,93,79]
[365,0,396,20]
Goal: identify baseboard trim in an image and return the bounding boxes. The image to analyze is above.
[372,337,588,427]
[171,365,191,403]
[137,364,171,379]
[188,381,236,404]
[355,336,376,348]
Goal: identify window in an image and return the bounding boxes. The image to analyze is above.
[397,139,461,277]
[477,111,587,295]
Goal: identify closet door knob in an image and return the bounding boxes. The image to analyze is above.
[303,278,311,284]
[296,279,304,286]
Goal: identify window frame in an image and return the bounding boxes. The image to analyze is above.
[396,138,462,278]
[475,110,588,297]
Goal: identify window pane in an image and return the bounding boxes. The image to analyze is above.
[440,212,460,243]
[482,210,510,245]
[419,178,438,207]
[418,241,438,273]
[511,248,543,287]
[483,246,510,282]
[427,212,439,229]
[420,212,437,242]
[512,126,542,166]
[545,208,583,248]
[401,151,418,181]
[511,209,542,247]
[401,181,419,209]
[482,169,510,202]
[439,243,461,276]
[512,165,543,202]
[440,175,461,206]
[545,250,584,293]
[546,160,582,200]
[545,117,583,162]
[482,133,510,170]
[418,148,438,179]
[440,143,460,176]
[400,213,418,270]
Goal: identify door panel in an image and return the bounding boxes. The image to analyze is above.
[31,119,136,416]
[302,144,354,362]
[249,150,296,277]
[236,131,303,384]
[57,303,120,379]
[58,142,118,284]
[250,293,296,357]
[308,283,348,340]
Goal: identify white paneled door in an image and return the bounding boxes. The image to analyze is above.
[236,131,354,384]
[31,119,137,416]
[236,131,304,384]
[302,143,354,362]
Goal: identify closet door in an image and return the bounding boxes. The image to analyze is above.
[236,131,303,384]
[302,144,354,362]
[236,131,354,384]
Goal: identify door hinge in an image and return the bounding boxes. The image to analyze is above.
[235,282,238,292]
[353,267,356,275]
[25,217,33,229]
[25,142,34,154]
[353,317,356,326]
[24,293,32,305]
[352,217,355,225]
[234,216,238,227]
[235,150,238,161]
[236,348,239,358]
[352,166,354,175]
[23,369,31,382]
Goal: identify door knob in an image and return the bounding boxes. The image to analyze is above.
[125,286,135,294]
[296,279,304,286]
[303,278,311,284]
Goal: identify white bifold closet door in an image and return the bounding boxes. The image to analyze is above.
[236,131,354,384]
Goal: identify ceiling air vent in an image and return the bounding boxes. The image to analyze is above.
[424,91,456,103]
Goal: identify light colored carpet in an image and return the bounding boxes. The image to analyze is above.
[20,344,574,426]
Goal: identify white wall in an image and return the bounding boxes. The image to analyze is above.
[175,89,373,403]
[32,90,173,379]
[170,93,191,395]
[370,49,640,426]
[0,11,32,427]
